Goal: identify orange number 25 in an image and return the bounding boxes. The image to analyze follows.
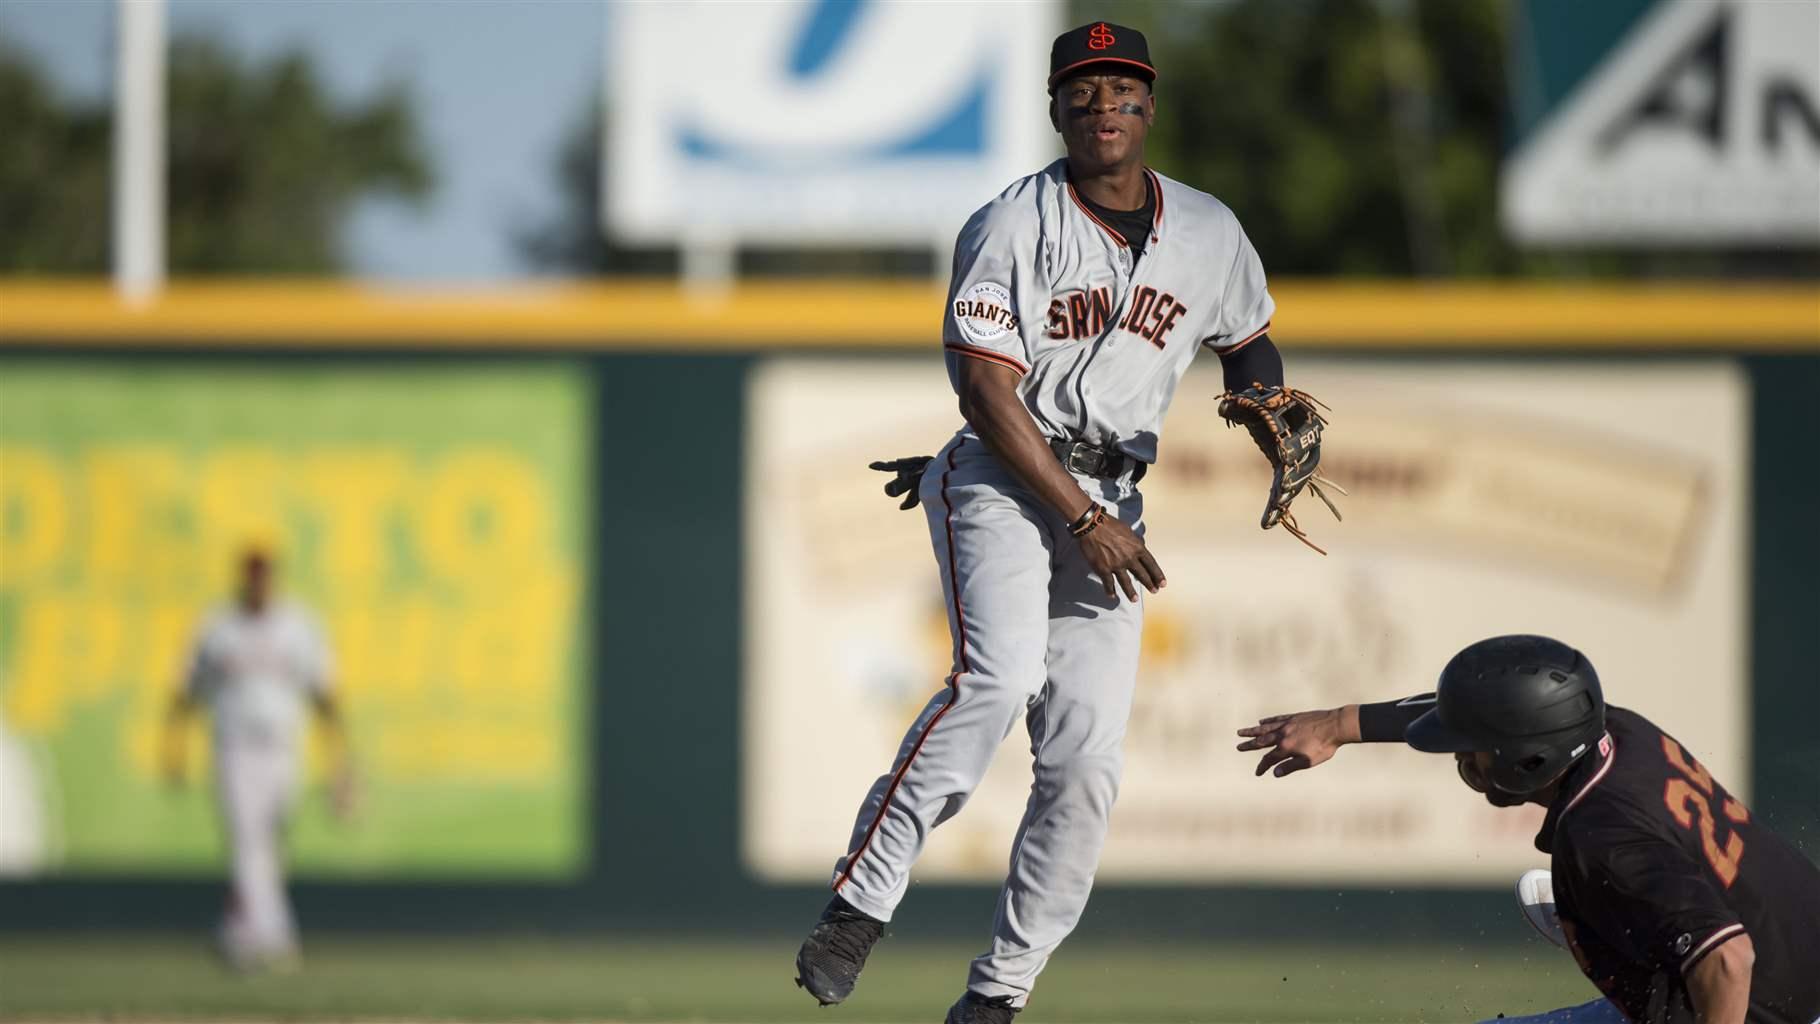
[1661,736,1748,888]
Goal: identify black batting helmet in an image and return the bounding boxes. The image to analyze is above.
[1406,635,1605,795]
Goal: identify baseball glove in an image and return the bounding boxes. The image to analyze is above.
[1217,383,1345,554]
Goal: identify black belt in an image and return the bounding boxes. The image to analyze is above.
[1051,438,1147,482]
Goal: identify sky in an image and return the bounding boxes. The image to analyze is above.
[0,0,606,280]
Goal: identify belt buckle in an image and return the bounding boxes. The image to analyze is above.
[1065,443,1098,476]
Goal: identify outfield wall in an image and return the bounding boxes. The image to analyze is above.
[1,282,1815,939]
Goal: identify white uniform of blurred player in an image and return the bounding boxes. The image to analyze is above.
[164,549,351,971]
[0,692,52,874]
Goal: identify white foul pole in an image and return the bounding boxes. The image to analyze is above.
[113,0,166,304]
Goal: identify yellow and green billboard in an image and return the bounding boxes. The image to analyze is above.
[0,362,590,877]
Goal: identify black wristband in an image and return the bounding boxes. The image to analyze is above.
[1357,694,1437,743]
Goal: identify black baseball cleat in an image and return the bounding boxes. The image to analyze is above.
[793,895,885,1006]
[944,991,1020,1023]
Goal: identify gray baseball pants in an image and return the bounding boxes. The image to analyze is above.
[830,434,1145,1007]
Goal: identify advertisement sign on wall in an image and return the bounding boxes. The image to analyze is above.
[744,357,1747,884]
[605,1,1060,245]
[1503,0,1820,244]
[0,364,590,877]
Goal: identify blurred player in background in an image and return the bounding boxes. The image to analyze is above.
[1238,635,1820,1024]
[162,547,354,971]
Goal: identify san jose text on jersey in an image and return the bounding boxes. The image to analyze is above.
[1045,284,1189,348]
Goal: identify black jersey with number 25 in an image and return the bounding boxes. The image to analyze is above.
[1537,707,1820,1024]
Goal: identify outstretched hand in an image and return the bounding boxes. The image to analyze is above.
[870,456,935,510]
[1235,707,1356,777]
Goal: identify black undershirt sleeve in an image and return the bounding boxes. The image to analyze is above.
[1217,333,1284,392]
[1357,693,1438,743]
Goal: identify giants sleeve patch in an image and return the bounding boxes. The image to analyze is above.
[953,282,1019,345]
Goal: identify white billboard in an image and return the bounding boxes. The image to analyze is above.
[743,357,1748,885]
[1503,0,1820,245]
[605,1,1061,246]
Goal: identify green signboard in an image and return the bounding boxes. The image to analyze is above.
[0,362,590,877]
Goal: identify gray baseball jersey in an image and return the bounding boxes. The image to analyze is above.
[942,157,1275,462]
[829,160,1276,1008]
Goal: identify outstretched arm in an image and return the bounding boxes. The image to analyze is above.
[1235,693,1435,777]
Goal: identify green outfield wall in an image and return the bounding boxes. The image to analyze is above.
[0,345,1814,942]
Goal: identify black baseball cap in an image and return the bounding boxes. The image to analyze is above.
[1048,21,1156,92]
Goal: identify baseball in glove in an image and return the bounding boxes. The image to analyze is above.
[1217,383,1345,554]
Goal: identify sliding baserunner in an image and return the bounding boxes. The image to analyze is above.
[1239,635,1820,1024]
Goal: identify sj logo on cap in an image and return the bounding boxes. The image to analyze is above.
[1088,23,1116,50]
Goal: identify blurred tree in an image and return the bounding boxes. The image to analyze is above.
[0,45,112,271]
[0,37,430,274]
[1099,0,1512,276]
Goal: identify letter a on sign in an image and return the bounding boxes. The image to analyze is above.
[1502,0,1819,245]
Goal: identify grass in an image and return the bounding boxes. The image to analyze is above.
[0,934,1596,1023]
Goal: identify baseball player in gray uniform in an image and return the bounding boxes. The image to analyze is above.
[162,548,353,971]
[795,22,1334,1023]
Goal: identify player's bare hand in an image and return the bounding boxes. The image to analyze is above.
[869,456,935,510]
[1078,513,1165,602]
[1235,707,1356,777]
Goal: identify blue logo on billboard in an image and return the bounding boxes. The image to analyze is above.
[676,0,991,166]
